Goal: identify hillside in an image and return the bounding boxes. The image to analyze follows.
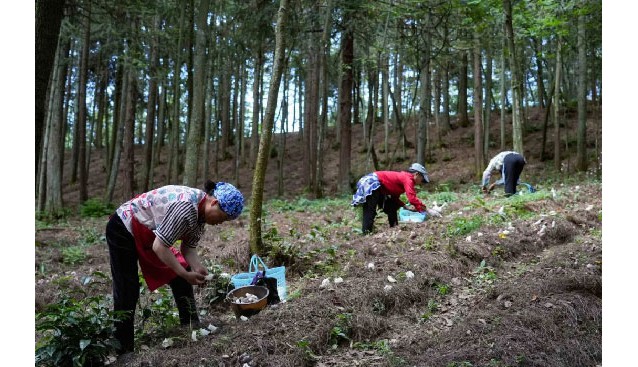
[36,109,602,367]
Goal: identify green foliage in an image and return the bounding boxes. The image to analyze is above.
[77,226,103,247]
[36,209,72,224]
[61,246,87,265]
[35,293,124,367]
[435,282,450,296]
[200,263,233,306]
[329,313,353,348]
[296,339,319,362]
[137,275,180,335]
[79,199,115,218]
[447,215,484,237]
[473,260,497,286]
[420,299,438,322]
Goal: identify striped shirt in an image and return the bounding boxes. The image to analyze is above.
[115,185,206,248]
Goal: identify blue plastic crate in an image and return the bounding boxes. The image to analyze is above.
[399,207,427,223]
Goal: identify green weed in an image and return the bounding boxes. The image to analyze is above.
[35,292,125,367]
[447,215,484,237]
[79,198,115,218]
[61,246,87,265]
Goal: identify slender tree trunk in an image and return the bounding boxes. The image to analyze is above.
[44,39,68,215]
[576,12,588,172]
[382,53,389,160]
[417,47,430,166]
[105,65,129,204]
[553,37,562,171]
[500,34,507,150]
[473,30,485,176]
[457,50,469,127]
[503,0,523,153]
[77,4,91,202]
[533,37,546,109]
[168,6,186,183]
[250,47,263,168]
[249,0,288,254]
[36,0,65,181]
[303,23,320,190]
[183,0,209,186]
[442,61,451,131]
[484,46,493,158]
[122,68,138,201]
[338,13,354,193]
[142,15,160,192]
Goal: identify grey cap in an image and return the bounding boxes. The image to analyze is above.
[408,163,429,183]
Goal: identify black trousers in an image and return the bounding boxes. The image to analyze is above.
[503,153,526,196]
[106,214,199,353]
[361,189,401,234]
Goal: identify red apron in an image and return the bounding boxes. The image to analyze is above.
[131,215,189,292]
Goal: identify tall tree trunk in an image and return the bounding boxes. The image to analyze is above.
[168,6,186,183]
[382,53,389,160]
[473,30,485,177]
[457,50,469,127]
[142,15,160,192]
[533,37,546,109]
[499,33,507,150]
[503,0,524,153]
[576,12,588,172]
[249,0,288,254]
[105,64,129,204]
[44,39,69,215]
[417,46,431,166]
[94,61,107,149]
[553,37,562,171]
[315,0,333,198]
[121,68,138,201]
[337,13,354,193]
[442,61,451,131]
[484,46,493,158]
[36,0,65,182]
[303,22,320,190]
[250,47,263,168]
[433,67,442,147]
[183,0,209,186]
[77,3,91,202]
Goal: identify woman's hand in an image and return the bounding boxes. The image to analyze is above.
[182,270,206,285]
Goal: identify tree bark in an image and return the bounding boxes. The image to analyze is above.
[457,50,469,127]
[142,15,160,192]
[473,30,485,177]
[183,0,209,186]
[35,0,65,182]
[553,37,562,171]
[503,0,524,153]
[77,3,91,202]
[576,11,588,172]
[338,12,354,193]
[249,0,288,254]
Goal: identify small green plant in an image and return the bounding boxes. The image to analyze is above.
[79,198,115,218]
[420,299,438,322]
[137,275,180,335]
[447,215,484,237]
[61,246,87,265]
[329,313,352,348]
[473,259,497,286]
[296,339,319,362]
[423,236,438,251]
[78,227,103,247]
[435,282,450,295]
[35,293,125,367]
[200,263,233,306]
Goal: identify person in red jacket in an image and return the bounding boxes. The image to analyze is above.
[351,163,441,234]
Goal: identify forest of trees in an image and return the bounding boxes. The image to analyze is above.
[35,0,602,249]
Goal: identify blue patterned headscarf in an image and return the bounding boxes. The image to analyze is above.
[212,182,244,219]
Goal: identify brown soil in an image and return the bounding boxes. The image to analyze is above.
[35,109,602,367]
